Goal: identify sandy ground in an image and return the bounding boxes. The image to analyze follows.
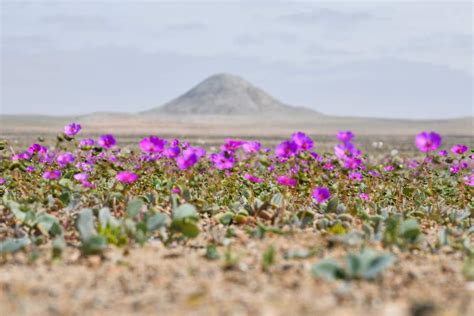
[1,228,473,316]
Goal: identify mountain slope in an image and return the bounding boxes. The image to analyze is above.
[143,73,317,115]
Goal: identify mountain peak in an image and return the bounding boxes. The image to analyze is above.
[145,73,318,116]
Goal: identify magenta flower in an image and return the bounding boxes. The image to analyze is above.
[26,166,35,173]
[57,152,75,166]
[438,150,448,157]
[176,149,198,170]
[450,165,460,174]
[368,170,381,177]
[221,139,244,152]
[415,131,442,152]
[244,173,263,183]
[384,165,394,172]
[98,134,116,149]
[116,171,138,184]
[171,187,181,194]
[210,151,234,170]
[349,171,363,182]
[359,193,369,201]
[276,175,297,187]
[64,123,82,137]
[242,141,261,154]
[337,131,354,143]
[275,140,298,158]
[292,132,314,151]
[343,156,362,170]
[0,177,5,185]
[74,172,89,182]
[28,143,45,154]
[187,146,206,158]
[451,144,468,155]
[163,146,181,158]
[312,187,331,204]
[43,170,61,180]
[334,142,358,159]
[464,173,474,186]
[79,138,95,148]
[140,136,167,153]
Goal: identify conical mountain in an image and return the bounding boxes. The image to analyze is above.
[144,73,317,115]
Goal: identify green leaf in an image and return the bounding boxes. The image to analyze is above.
[173,203,198,221]
[206,244,220,260]
[270,193,283,208]
[175,220,200,238]
[127,198,144,218]
[0,236,30,254]
[326,197,339,213]
[346,253,362,277]
[52,236,66,259]
[36,213,60,236]
[146,213,170,231]
[311,259,344,280]
[400,219,421,242]
[81,235,107,255]
[361,253,395,279]
[76,208,96,241]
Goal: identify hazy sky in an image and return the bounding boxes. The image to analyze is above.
[1,0,472,118]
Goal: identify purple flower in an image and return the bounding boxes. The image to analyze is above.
[451,144,468,155]
[81,181,95,188]
[28,143,45,154]
[98,134,116,149]
[343,157,362,170]
[74,172,89,182]
[26,166,35,173]
[163,146,181,158]
[244,173,263,183]
[312,187,331,204]
[292,132,313,151]
[323,162,335,171]
[450,164,460,174]
[140,136,167,153]
[275,140,298,158]
[64,123,82,137]
[0,177,5,185]
[176,149,198,170]
[438,150,448,157]
[334,142,358,159]
[276,175,297,187]
[349,171,363,182]
[210,151,234,170]
[464,173,474,186]
[171,187,181,194]
[79,138,95,148]
[43,170,61,180]
[221,139,244,152]
[57,152,75,166]
[368,170,380,177]
[359,193,369,201]
[384,165,394,172]
[337,131,354,143]
[415,131,442,152]
[187,146,206,158]
[242,141,261,154]
[116,171,138,184]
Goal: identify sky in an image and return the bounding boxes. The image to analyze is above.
[0,0,472,119]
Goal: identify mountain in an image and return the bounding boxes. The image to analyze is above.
[143,73,318,116]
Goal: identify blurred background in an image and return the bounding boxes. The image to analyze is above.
[1,0,472,119]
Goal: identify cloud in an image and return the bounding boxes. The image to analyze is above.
[234,32,300,47]
[164,22,207,32]
[305,43,354,57]
[40,14,116,31]
[277,8,374,28]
